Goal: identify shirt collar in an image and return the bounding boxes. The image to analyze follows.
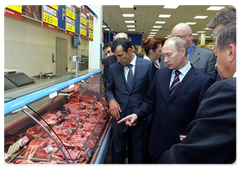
[177,61,191,76]
[129,53,137,66]
[187,42,195,59]
[233,72,237,78]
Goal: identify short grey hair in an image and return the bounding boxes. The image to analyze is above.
[165,37,188,57]
[216,22,236,52]
[206,6,236,29]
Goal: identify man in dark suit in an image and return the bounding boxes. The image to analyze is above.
[161,23,217,81]
[118,37,214,163]
[103,33,143,88]
[105,38,156,163]
[206,6,236,81]
[159,24,236,163]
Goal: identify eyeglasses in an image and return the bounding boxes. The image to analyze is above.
[176,32,190,39]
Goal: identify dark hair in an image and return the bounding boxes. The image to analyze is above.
[111,38,132,53]
[103,42,113,51]
[131,44,136,49]
[142,38,161,55]
[216,23,236,52]
[206,6,236,29]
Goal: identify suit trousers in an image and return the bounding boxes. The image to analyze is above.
[112,120,152,164]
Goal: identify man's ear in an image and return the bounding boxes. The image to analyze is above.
[227,44,236,63]
[181,48,186,57]
[128,47,133,54]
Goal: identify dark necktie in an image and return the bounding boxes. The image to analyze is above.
[127,64,133,90]
[169,70,181,97]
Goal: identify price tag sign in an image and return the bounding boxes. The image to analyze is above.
[44,145,53,154]
[66,5,75,36]
[49,92,58,99]
[42,5,58,31]
[5,5,22,20]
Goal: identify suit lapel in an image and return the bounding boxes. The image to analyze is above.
[117,63,129,91]
[189,46,200,64]
[169,67,197,100]
[165,69,172,101]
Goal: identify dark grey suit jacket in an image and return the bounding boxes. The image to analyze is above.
[160,46,218,81]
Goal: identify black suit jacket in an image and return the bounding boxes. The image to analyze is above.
[159,78,236,163]
[103,53,143,87]
[135,66,214,158]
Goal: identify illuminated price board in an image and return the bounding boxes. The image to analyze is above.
[80,28,87,36]
[43,12,58,27]
[42,5,58,31]
[66,5,75,36]
[5,5,22,20]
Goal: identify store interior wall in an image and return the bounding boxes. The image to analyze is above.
[4,16,89,77]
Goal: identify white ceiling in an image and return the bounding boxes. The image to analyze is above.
[102,5,226,41]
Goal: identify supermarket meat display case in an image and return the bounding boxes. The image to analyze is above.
[4,70,112,164]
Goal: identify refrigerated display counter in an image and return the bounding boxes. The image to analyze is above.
[4,70,112,164]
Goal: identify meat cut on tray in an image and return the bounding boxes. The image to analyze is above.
[22,138,57,160]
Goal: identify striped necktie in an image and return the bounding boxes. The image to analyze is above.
[169,70,181,97]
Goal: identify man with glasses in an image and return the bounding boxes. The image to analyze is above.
[161,23,217,81]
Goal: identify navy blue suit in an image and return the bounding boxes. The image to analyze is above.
[159,78,236,163]
[135,66,214,160]
[105,57,156,163]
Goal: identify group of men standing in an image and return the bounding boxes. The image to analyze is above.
[103,6,236,164]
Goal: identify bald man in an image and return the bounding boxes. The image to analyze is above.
[161,23,217,81]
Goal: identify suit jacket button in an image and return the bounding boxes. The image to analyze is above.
[167,102,171,106]
[164,116,167,120]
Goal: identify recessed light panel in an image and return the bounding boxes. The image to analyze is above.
[206,6,225,11]
[159,14,171,18]
[123,14,134,17]
[119,5,133,8]
[163,5,179,9]
[194,16,208,19]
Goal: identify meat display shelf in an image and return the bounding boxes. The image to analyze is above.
[4,70,112,164]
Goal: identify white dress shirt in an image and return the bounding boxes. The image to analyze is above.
[124,53,137,82]
[169,61,192,88]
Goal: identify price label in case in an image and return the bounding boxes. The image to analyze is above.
[49,92,57,99]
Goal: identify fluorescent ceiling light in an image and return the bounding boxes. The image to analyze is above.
[206,6,225,11]
[125,20,135,23]
[105,28,110,31]
[120,5,133,8]
[197,31,206,33]
[151,29,159,31]
[127,25,135,27]
[205,36,212,38]
[102,25,106,27]
[186,22,197,25]
[159,14,171,18]
[128,29,136,31]
[192,33,198,35]
[150,32,157,34]
[194,16,208,19]
[155,21,166,24]
[204,28,212,30]
[123,14,134,17]
[163,5,179,9]
[153,26,162,28]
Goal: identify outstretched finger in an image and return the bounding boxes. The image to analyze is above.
[117,116,130,124]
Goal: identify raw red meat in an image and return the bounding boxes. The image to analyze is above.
[22,138,55,159]
[55,148,80,160]
[60,117,79,128]
[15,160,34,164]
[63,138,86,150]
[39,112,59,125]
[26,124,44,136]
[50,126,69,140]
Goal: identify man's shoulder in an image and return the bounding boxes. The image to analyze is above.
[194,46,214,56]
